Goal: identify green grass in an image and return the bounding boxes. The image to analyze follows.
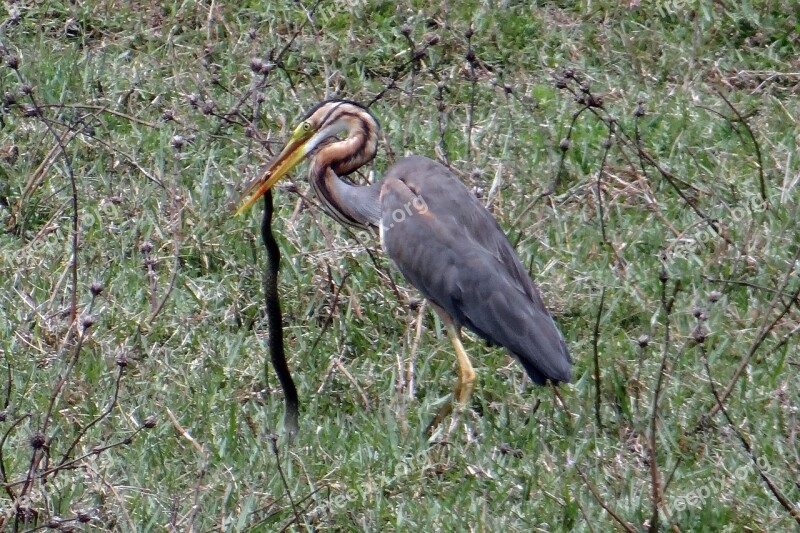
[0,0,798,530]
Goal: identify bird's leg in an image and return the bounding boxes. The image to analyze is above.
[425,306,476,436]
[447,323,477,406]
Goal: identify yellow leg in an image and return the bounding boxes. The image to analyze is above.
[448,323,477,406]
[425,311,477,436]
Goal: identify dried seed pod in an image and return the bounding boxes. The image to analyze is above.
[30,432,46,449]
[82,315,95,330]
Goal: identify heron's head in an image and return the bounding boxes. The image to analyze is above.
[235,100,378,215]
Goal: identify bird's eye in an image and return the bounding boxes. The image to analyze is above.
[302,122,312,131]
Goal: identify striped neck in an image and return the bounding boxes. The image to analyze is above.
[303,100,382,229]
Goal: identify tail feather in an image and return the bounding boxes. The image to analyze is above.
[460,284,572,386]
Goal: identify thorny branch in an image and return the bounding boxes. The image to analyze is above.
[700,246,800,426]
[700,343,800,526]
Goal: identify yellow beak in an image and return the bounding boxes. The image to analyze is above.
[235,133,310,216]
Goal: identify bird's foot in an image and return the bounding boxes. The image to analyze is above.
[424,370,476,439]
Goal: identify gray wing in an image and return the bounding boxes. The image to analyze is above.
[380,156,572,385]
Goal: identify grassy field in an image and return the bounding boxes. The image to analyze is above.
[0,0,798,530]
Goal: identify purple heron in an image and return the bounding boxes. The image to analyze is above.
[237,100,572,429]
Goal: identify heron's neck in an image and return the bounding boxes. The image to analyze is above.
[310,166,382,229]
[308,115,381,229]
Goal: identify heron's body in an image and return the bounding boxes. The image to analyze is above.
[237,100,572,430]
[379,156,571,384]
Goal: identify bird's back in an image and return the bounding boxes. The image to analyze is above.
[379,156,572,385]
